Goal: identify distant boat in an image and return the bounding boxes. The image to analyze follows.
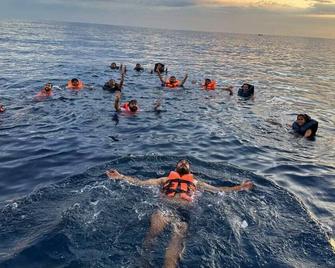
[258,34,264,36]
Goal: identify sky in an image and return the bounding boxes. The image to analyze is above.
[1,0,335,39]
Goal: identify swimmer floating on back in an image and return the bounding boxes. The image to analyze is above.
[106,159,253,268]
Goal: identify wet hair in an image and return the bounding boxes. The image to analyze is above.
[129,99,137,105]
[45,83,53,90]
[128,99,138,112]
[176,159,191,175]
[205,78,211,84]
[177,159,190,166]
[71,78,79,83]
[297,114,311,122]
[154,63,165,73]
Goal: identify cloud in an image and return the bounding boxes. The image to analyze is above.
[308,3,335,14]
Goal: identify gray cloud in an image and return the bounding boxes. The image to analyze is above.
[308,3,335,14]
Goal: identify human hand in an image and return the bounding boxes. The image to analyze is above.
[106,169,124,180]
[240,180,254,191]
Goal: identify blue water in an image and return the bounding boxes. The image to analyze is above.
[0,20,335,267]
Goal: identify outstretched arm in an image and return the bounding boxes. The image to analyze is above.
[106,169,167,186]
[114,91,122,112]
[157,70,165,85]
[197,180,254,193]
[222,85,233,95]
[180,73,188,87]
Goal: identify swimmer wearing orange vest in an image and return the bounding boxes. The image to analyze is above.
[35,82,53,98]
[157,69,188,89]
[106,159,253,268]
[66,78,84,90]
[112,66,139,113]
[198,78,234,95]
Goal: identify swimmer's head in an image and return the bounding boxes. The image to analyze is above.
[108,79,116,87]
[71,78,79,87]
[169,76,177,84]
[204,79,211,85]
[128,99,138,112]
[155,63,165,73]
[0,104,5,113]
[135,63,141,68]
[242,83,249,91]
[296,114,310,126]
[176,159,190,175]
[44,82,53,92]
[110,62,118,69]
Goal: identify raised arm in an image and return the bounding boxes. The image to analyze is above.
[180,73,188,87]
[106,169,167,186]
[119,65,126,88]
[157,70,165,85]
[114,91,122,112]
[197,180,254,193]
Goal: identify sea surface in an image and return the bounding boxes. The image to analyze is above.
[0,20,334,267]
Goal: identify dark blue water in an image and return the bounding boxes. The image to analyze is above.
[0,21,334,267]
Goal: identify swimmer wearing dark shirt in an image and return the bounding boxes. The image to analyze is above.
[238,83,254,99]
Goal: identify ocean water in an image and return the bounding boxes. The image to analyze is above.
[0,20,334,267]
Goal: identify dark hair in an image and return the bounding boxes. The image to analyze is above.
[71,78,79,83]
[297,114,311,122]
[154,63,165,73]
[129,99,137,105]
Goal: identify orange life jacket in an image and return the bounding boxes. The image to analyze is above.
[165,79,180,88]
[202,80,216,90]
[162,171,196,202]
[67,80,84,90]
[121,102,139,113]
[121,102,131,112]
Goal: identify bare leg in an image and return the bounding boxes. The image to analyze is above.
[163,221,188,268]
[143,210,169,249]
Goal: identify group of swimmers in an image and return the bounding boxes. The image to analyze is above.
[0,61,321,267]
[0,61,318,138]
